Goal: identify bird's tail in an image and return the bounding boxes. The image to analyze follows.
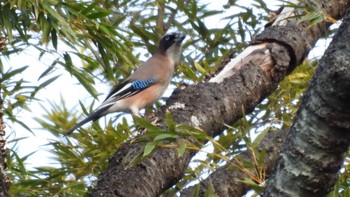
[65,109,105,135]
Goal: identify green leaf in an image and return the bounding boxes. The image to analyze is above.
[257,148,267,166]
[87,11,111,19]
[31,75,60,98]
[7,137,29,144]
[62,53,98,97]
[177,140,186,157]
[194,61,207,75]
[237,178,264,194]
[165,111,176,133]
[51,28,57,50]
[38,58,59,80]
[37,75,60,89]
[0,58,3,73]
[2,66,29,81]
[203,185,215,197]
[190,0,198,17]
[252,128,270,147]
[10,149,27,175]
[133,116,164,133]
[193,184,200,197]
[80,1,98,15]
[13,119,33,134]
[143,142,156,157]
[154,134,178,141]
[298,10,322,24]
[344,187,350,197]
[41,18,51,44]
[178,64,200,81]
[196,19,208,38]
[63,53,73,72]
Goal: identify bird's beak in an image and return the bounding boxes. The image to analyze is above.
[175,34,186,43]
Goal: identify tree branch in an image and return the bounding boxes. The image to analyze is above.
[156,0,165,35]
[263,7,350,197]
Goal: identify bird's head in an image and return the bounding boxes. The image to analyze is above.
[158,32,186,65]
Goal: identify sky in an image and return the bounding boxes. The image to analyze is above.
[2,0,334,172]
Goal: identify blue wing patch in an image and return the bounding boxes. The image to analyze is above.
[132,77,156,90]
[100,77,156,109]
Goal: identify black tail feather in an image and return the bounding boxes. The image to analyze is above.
[65,109,105,135]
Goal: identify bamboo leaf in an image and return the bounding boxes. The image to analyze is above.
[134,116,164,133]
[2,66,29,81]
[51,28,57,50]
[87,11,111,19]
[38,58,59,80]
[252,128,270,147]
[154,134,178,141]
[143,142,155,157]
[177,140,186,157]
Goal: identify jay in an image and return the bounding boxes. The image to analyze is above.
[66,32,186,135]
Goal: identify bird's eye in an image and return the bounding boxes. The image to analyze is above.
[165,36,170,41]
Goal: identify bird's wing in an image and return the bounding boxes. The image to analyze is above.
[65,77,156,135]
[99,77,157,109]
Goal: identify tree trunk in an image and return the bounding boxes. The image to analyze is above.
[0,100,10,197]
[89,0,350,196]
[0,35,10,197]
[262,7,350,197]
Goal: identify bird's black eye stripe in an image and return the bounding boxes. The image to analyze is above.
[166,36,170,40]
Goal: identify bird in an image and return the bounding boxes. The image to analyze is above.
[65,32,186,135]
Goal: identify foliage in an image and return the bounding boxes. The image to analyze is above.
[0,0,348,196]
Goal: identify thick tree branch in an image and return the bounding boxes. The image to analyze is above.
[180,129,289,197]
[263,7,350,197]
[89,0,350,196]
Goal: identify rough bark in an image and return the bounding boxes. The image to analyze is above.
[262,7,350,197]
[180,129,289,197]
[0,36,10,197]
[89,0,350,196]
[0,99,10,197]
